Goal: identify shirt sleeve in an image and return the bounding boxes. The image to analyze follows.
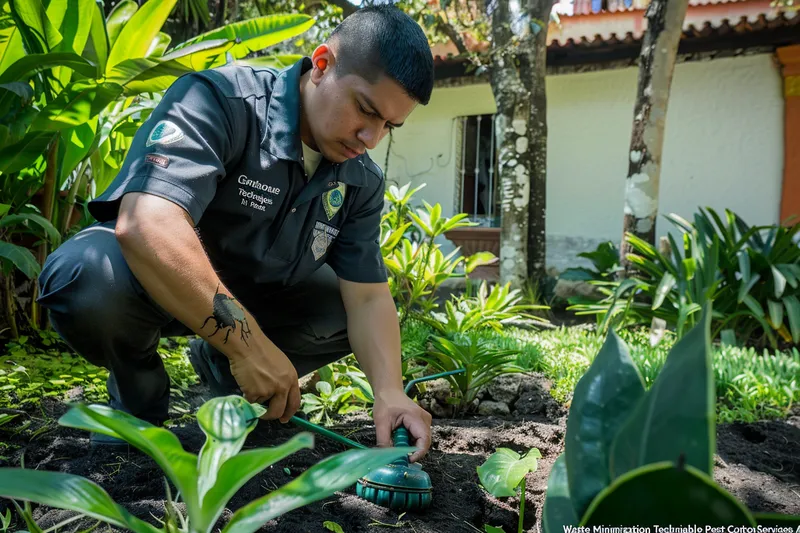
[326,176,389,284]
[87,71,244,225]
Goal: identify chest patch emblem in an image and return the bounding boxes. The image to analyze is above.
[146,120,184,147]
[322,182,346,220]
[311,221,340,260]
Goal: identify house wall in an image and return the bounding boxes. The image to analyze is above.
[370,53,785,272]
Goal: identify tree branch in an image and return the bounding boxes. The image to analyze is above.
[437,17,468,55]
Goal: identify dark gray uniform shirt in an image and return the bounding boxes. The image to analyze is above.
[88,57,388,291]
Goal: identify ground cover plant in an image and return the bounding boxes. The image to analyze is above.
[541,304,800,528]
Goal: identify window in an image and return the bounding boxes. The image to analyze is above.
[454,114,501,227]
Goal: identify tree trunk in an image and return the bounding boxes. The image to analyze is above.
[522,0,553,282]
[488,0,532,288]
[33,136,59,329]
[619,0,689,275]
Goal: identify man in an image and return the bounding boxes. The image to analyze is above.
[36,5,435,462]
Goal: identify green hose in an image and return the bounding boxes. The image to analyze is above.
[286,368,466,449]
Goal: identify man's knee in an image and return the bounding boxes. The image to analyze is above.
[38,223,164,332]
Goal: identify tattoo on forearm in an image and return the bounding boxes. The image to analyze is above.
[201,284,252,346]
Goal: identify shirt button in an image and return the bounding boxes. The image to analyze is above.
[328,182,336,187]
[291,208,297,213]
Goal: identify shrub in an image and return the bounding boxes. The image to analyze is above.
[0,0,312,338]
[570,208,800,348]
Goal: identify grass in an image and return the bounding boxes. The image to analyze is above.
[0,332,199,425]
[1,319,797,426]
[468,325,800,423]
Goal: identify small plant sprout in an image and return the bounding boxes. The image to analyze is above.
[477,447,542,533]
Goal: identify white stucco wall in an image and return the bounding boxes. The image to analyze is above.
[369,53,785,271]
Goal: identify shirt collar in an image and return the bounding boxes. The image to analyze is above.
[262,56,310,163]
[262,56,370,188]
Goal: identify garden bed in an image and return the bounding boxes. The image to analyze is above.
[1,372,798,533]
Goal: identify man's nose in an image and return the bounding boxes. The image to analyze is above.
[357,124,383,150]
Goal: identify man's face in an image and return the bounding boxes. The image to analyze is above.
[306,62,418,164]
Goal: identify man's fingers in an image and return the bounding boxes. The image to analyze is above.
[407,419,431,463]
[280,384,301,423]
[265,390,288,420]
[375,416,393,448]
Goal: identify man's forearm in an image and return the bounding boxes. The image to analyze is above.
[116,192,271,362]
[346,292,405,396]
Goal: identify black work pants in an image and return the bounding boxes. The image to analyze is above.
[36,220,352,424]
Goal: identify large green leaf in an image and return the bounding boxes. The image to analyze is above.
[0,212,61,244]
[160,38,232,71]
[82,0,109,76]
[11,0,62,51]
[609,304,714,478]
[106,57,194,95]
[0,241,40,278]
[198,432,314,531]
[146,32,171,57]
[783,295,800,344]
[0,52,97,83]
[196,396,260,507]
[652,272,676,310]
[767,300,784,330]
[57,403,200,525]
[221,446,415,533]
[105,0,137,50]
[0,130,56,174]
[0,468,160,533]
[477,448,541,498]
[50,0,94,55]
[771,265,787,299]
[106,0,177,72]
[58,118,97,185]
[565,329,646,517]
[30,79,123,131]
[541,455,579,533]
[172,14,314,61]
[581,462,755,526]
[0,81,32,119]
[0,24,25,76]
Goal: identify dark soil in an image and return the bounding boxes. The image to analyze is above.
[1,374,799,533]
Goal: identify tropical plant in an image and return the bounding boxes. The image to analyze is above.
[0,0,313,336]
[301,381,363,425]
[418,280,548,335]
[569,208,800,347]
[559,241,620,283]
[413,332,522,413]
[0,395,412,533]
[478,447,542,533]
[380,182,496,326]
[540,303,800,529]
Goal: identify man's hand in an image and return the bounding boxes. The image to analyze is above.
[373,389,433,463]
[228,339,301,423]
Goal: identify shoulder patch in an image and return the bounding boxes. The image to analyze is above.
[146,120,184,147]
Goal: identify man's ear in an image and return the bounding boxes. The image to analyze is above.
[310,44,335,84]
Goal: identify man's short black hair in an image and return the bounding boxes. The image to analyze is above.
[328,4,434,105]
